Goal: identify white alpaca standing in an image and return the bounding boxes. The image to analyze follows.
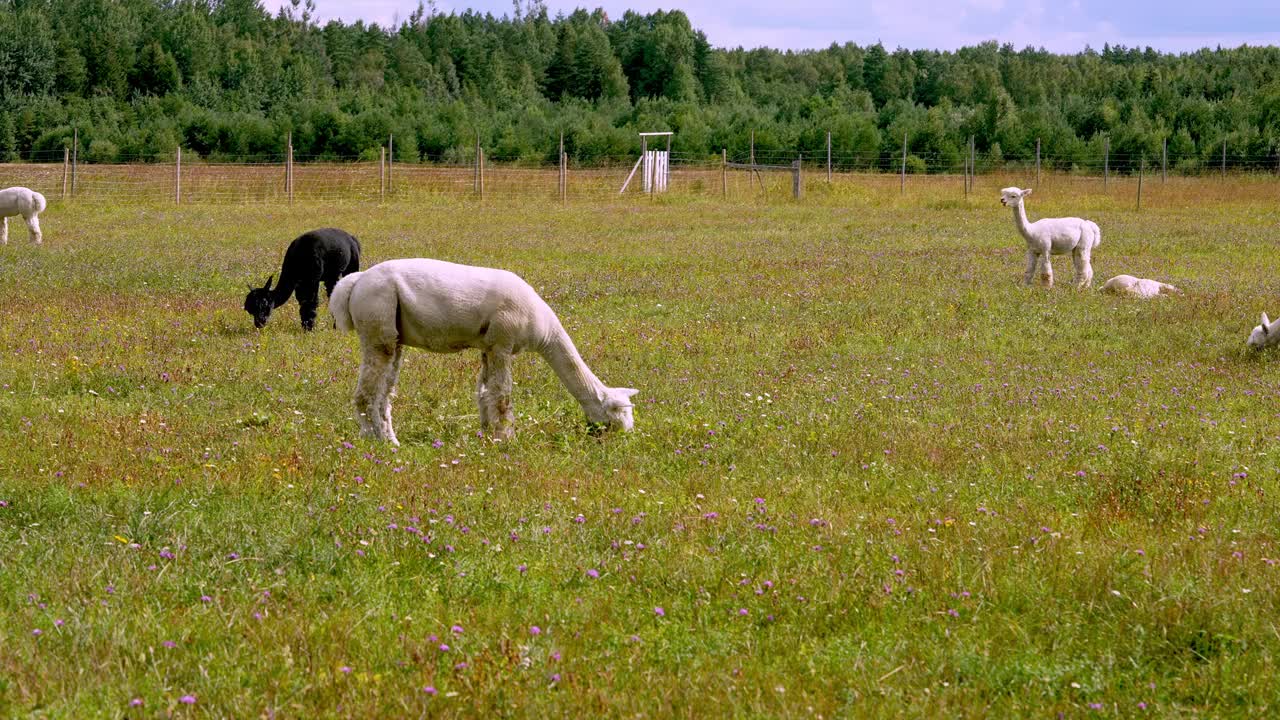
[0,187,46,245]
[1000,187,1100,288]
[330,259,638,445]
[1247,312,1280,350]
[1101,274,1181,299]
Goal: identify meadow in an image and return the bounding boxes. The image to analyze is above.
[1,173,1278,718]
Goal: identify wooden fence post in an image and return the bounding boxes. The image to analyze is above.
[1162,138,1167,183]
[750,130,761,190]
[1137,154,1144,212]
[826,130,832,183]
[380,146,386,202]
[285,132,292,203]
[175,146,181,204]
[962,135,972,194]
[1103,137,1109,190]
[1222,139,1227,177]
[474,137,481,196]
[899,132,907,194]
[793,155,802,199]
[1035,137,1041,186]
[721,148,727,198]
[61,147,69,198]
[71,127,78,198]
[388,133,393,192]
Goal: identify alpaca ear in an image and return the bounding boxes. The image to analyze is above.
[1263,312,1272,332]
[263,275,274,289]
[608,388,639,407]
[1022,188,1033,196]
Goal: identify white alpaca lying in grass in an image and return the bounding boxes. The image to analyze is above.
[1000,187,1100,288]
[330,258,638,445]
[0,187,46,245]
[1247,312,1280,350]
[1101,274,1181,298]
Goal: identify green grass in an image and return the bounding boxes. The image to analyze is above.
[2,178,1278,717]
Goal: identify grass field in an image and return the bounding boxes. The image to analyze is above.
[1,176,1278,717]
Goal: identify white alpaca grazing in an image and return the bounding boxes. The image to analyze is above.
[0,187,46,245]
[1000,187,1100,288]
[1247,312,1280,351]
[1101,274,1181,299]
[330,258,638,445]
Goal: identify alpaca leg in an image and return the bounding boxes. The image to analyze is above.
[25,213,41,245]
[1076,247,1094,288]
[1023,249,1038,285]
[378,345,403,445]
[476,352,494,432]
[1,217,7,245]
[354,346,394,442]
[1039,254,1054,288]
[296,283,320,331]
[487,350,516,441]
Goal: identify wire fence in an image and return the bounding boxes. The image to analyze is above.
[2,143,1279,206]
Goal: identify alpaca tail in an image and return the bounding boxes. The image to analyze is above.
[1089,221,1101,248]
[330,271,363,333]
[31,190,46,214]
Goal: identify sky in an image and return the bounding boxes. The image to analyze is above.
[263,0,1280,53]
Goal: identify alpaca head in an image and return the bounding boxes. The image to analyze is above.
[1247,312,1274,350]
[588,387,639,432]
[243,275,275,329]
[1000,187,1031,207]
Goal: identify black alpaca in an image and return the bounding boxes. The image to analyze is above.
[244,228,361,331]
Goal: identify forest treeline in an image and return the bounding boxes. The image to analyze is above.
[2,0,1280,171]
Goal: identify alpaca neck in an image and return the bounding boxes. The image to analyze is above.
[270,267,298,308]
[1011,203,1035,240]
[538,324,607,414]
